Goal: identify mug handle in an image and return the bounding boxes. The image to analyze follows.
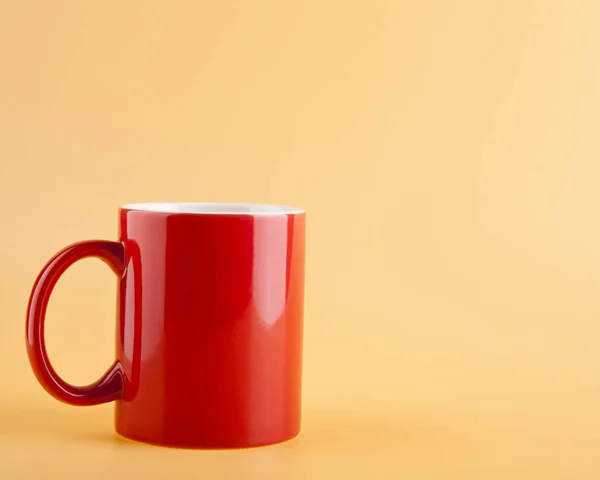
[26,240,125,406]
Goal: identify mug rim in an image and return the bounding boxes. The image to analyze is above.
[120,202,305,215]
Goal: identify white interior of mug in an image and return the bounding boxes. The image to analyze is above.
[121,202,304,215]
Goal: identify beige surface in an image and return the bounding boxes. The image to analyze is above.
[1,1,600,478]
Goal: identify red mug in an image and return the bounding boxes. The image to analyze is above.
[26,202,306,448]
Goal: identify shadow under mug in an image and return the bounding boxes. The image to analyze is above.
[25,202,306,449]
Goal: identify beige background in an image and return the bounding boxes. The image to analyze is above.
[1,1,600,478]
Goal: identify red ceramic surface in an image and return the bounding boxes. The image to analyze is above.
[26,203,306,448]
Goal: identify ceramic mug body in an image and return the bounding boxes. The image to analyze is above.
[26,203,305,448]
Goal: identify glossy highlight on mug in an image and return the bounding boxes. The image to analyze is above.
[26,203,306,449]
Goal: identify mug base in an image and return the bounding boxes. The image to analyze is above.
[114,427,300,450]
